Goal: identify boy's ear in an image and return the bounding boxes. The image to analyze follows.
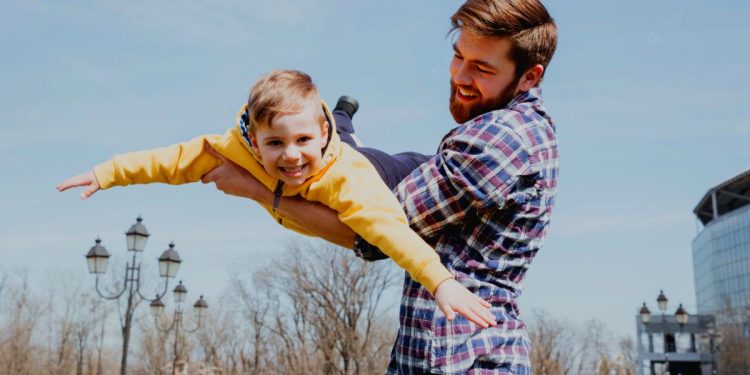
[248,132,260,152]
[320,121,330,147]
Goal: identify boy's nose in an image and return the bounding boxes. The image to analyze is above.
[282,147,301,160]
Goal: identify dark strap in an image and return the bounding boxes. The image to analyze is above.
[273,181,284,224]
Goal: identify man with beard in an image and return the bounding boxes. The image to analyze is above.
[202,0,558,373]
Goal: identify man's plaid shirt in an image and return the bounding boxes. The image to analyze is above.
[358,87,558,374]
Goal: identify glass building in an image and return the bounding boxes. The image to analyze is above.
[692,170,750,320]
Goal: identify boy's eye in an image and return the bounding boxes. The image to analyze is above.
[297,136,311,143]
[267,140,282,146]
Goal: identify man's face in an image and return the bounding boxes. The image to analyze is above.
[449,30,521,124]
[251,99,329,187]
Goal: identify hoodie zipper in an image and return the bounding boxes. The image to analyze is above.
[272,181,284,224]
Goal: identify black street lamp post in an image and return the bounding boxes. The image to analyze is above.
[639,290,689,375]
[150,280,208,375]
[84,217,182,375]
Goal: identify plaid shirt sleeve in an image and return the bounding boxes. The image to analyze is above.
[395,121,531,240]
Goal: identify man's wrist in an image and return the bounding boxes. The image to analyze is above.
[253,186,275,206]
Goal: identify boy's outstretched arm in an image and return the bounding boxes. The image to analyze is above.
[57,171,100,199]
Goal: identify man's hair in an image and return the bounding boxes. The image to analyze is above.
[247,69,323,131]
[450,0,557,79]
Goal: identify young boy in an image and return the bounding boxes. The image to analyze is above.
[58,70,496,327]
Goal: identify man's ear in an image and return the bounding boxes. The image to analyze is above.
[516,64,544,93]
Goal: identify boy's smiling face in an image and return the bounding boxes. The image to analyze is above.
[250,98,329,187]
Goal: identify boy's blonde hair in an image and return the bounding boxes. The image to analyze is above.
[247,70,324,132]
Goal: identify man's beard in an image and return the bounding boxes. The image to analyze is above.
[449,78,520,124]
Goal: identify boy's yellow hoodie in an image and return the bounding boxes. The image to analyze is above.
[92,102,453,293]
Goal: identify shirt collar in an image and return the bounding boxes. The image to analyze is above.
[507,86,543,109]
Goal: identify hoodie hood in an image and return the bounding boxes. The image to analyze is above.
[233,100,342,191]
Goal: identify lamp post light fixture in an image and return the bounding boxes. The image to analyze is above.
[640,303,652,324]
[159,242,182,279]
[151,280,208,375]
[675,304,689,327]
[173,279,187,303]
[150,296,165,317]
[639,291,690,375]
[85,238,111,274]
[657,290,668,313]
[84,217,183,375]
[125,216,150,252]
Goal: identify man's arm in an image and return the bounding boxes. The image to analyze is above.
[201,143,497,327]
[201,143,356,248]
[276,195,357,248]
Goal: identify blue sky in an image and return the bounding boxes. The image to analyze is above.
[1,0,749,338]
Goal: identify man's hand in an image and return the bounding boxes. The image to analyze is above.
[57,171,100,199]
[434,279,497,328]
[201,142,270,202]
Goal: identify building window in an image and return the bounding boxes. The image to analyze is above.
[665,334,676,353]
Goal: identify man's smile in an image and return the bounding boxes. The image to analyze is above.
[454,85,479,102]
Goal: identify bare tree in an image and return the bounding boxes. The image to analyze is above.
[35,275,111,375]
[0,272,46,375]
[0,239,402,374]
[3,246,654,375]
[528,309,578,374]
[717,300,750,374]
[133,314,171,375]
[74,292,110,375]
[258,240,398,375]
[527,310,635,375]
[90,298,113,375]
[596,352,612,375]
[199,239,399,375]
[573,319,611,375]
[43,279,77,375]
[195,307,248,374]
[234,278,274,374]
[614,336,637,375]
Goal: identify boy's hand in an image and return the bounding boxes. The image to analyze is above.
[434,279,496,328]
[57,171,100,199]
